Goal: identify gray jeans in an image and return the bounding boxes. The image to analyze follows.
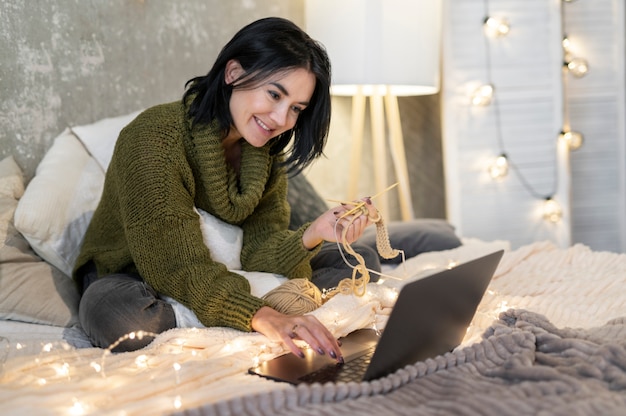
[78,264,176,352]
[310,241,382,290]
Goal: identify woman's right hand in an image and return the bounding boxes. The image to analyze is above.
[251,306,343,362]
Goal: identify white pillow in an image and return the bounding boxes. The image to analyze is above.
[14,113,288,292]
[71,110,141,171]
[196,208,287,296]
[196,208,243,270]
[14,130,105,276]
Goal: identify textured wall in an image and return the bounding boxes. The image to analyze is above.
[0,0,304,181]
[0,0,445,221]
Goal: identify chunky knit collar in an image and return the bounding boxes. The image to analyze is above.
[183,105,273,224]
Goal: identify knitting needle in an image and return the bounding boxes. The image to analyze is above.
[326,182,399,206]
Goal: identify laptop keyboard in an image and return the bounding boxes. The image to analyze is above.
[297,345,376,384]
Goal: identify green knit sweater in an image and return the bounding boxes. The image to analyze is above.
[73,100,321,332]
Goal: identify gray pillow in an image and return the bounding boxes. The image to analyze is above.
[0,156,80,327]
[359,219,463,264]
[287,174,329,230]
[287,173,462,260]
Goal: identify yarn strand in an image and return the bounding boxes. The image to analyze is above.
[322,186,404,301]
[262,185,405,314]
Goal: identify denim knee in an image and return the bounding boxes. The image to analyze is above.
[79,274,176,352]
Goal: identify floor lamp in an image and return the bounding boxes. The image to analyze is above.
[306,0,442,221]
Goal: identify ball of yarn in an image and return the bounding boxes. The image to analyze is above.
[262,279,322,315]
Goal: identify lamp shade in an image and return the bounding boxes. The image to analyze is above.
[305,0,442,96]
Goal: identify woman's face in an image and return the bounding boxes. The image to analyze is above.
[225,60,316,147]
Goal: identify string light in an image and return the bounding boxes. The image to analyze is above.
[559,130,584,150]
[543,197,563,223]
[563,35,589,78]
[480,0,559,222]
[1,285,394,414]
[565,56,589,77]
[561,0,587,153]
[477,0,589,227]
[471,84,494,106]
[173,395,183,410]
[68,398,88,416]
[483,16,510,37]
[135,354,150,369]
[488,153,509,179]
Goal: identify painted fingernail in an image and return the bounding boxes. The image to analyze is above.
[299,351,305,358]
[337,340,342,346]
[330,350,337,359]
[333,211,339,215]
[317,347,325,355]
[365,197,372,205]
[338,356,345,364]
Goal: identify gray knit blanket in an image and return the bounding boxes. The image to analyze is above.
[181,309,626,416]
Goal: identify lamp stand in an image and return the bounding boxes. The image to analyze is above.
[347,87,415,221]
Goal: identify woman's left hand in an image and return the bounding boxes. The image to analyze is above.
[302,197,378,249]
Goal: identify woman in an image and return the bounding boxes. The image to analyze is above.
[73,17,376,362]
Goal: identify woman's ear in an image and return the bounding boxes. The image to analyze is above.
[225,59,244,85]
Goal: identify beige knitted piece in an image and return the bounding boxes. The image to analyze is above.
[323,200,401,301]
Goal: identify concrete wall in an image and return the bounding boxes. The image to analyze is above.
[0,0,305,181]
[0,0,446,221]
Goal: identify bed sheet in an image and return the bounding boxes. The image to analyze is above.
[1,239,625,415]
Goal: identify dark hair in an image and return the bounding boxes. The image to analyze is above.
[183,17,332,174]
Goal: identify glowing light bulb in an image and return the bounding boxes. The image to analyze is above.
[55,362,70,377]
[68,399,87,416]
[496,300,509,315]
[173,362,182,385]
[566,57,589,77]
[559,130,584,150]
[483,16,510,37]
[135,354,149,369]
[173,395,182,410]
[488,154,509,179]
[543,198,562,223]
[471,84,494,106]
[90,361,102,373]
[562,36,571,51]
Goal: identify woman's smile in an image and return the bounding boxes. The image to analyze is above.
[224,62,316,148]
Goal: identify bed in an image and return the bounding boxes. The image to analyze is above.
[1,115,625,415]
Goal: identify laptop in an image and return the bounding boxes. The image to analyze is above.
[248,249,504,384]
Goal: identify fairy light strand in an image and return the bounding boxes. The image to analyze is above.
[560,0,586,150]
[481,0,559,202]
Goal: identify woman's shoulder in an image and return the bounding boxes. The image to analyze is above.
[113,100,189,158]
[130,100,186,129]
[118,101,187,143]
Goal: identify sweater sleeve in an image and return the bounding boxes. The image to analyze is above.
[110,110,266,332]
[239,161,322,278]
